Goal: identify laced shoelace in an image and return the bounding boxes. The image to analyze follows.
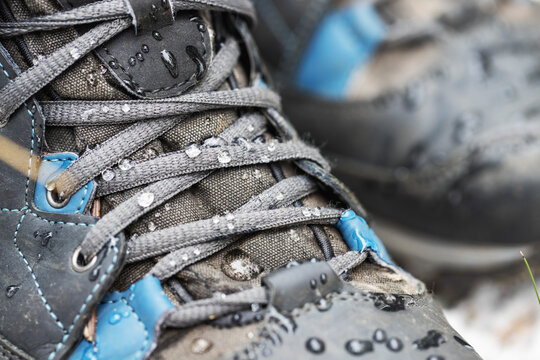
[0,0,368,327]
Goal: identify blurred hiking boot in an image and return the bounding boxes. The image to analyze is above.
[252,0,540,271]
[0,0,481,359]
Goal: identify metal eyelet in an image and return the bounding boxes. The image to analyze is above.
[71,246,97,273]
[46,182,71,209]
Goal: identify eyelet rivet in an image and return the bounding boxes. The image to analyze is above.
[71,246,97,273]
[45,182,71,209]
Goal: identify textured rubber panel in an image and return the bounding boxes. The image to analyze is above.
[227,288,482,360]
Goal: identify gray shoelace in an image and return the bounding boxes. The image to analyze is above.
[0,0,367,328]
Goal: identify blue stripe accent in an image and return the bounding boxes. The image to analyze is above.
[338,210,394,265]
[70,276,174,360]
[34,153,95,214]
[295,2,386,99]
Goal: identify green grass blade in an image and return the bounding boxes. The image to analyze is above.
[521,251,540,306]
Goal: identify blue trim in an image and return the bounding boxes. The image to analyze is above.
[295,2,386,99]
[34,153,94,214]
[338,210,394,265]
[70,276,174,360]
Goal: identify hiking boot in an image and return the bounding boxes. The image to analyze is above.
[0,1,480,359]
[252,0,540,271]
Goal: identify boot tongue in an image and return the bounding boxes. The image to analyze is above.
[59,0,213,99]
[5,0,348,298]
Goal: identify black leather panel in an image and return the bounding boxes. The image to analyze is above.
[0,212,63,360]
[0,48,41,211]
[0,44,127,360]
[95,12,211,98]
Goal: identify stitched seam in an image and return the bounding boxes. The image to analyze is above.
[23,103,36,206]
[100,295,150,359]
[48,243,120,360]
[1,207,26,212]
[28,211,94,227]
[122,298,150,359]
[101,18,206,94]
[13,210,65,331]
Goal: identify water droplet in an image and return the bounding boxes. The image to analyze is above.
[310,279,317,289]
[40,232,53,247]
[118,159,133,171]
[345,339,373,356]
[222,249,263,281]
[138,192,155,207]
[235,137,253,152]
[101,169,115,182]
[136,52,144,61]
[373,329,387,343]
[253,169,262,179]
[275,192,284,201]
[218,151,232,164]
[165,203,172,211]
[267,140,277,152]
[108,311,122,325]
[89,265,101,281]
[37,253,42,261]
[6,285,20,298]
[152,31,163,41]
[185,144,202,158]
[193,248,201,256]
[154,212,161,218]
[102,106,110,113]
[86,72,97,87]
[305,337,325,354]
[386,337,403,352]
[454,336,474,349]
[147,222,157,232]
[316,298,332,312]
[232,313,242,324]
[320,273,327,284]
[109,60,119,69]
[413,330,446,350]
[203,136,227,148]
[128,57,136,66]
[70,48,81,60]
[160,49,178,78]
[191,338,212,354]
[186,45,206,80]
[198,23,206,32]
[141,44,150,53]
[225,213,235,221]
[211,215,220,224]
[302,208,312,217]
[145,148,158,159]
[121,104,130,113]
[427,356,445,360]
[289,229,301,243]
[99,65,108,75]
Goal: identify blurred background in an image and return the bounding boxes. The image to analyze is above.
[251,0,540,358]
